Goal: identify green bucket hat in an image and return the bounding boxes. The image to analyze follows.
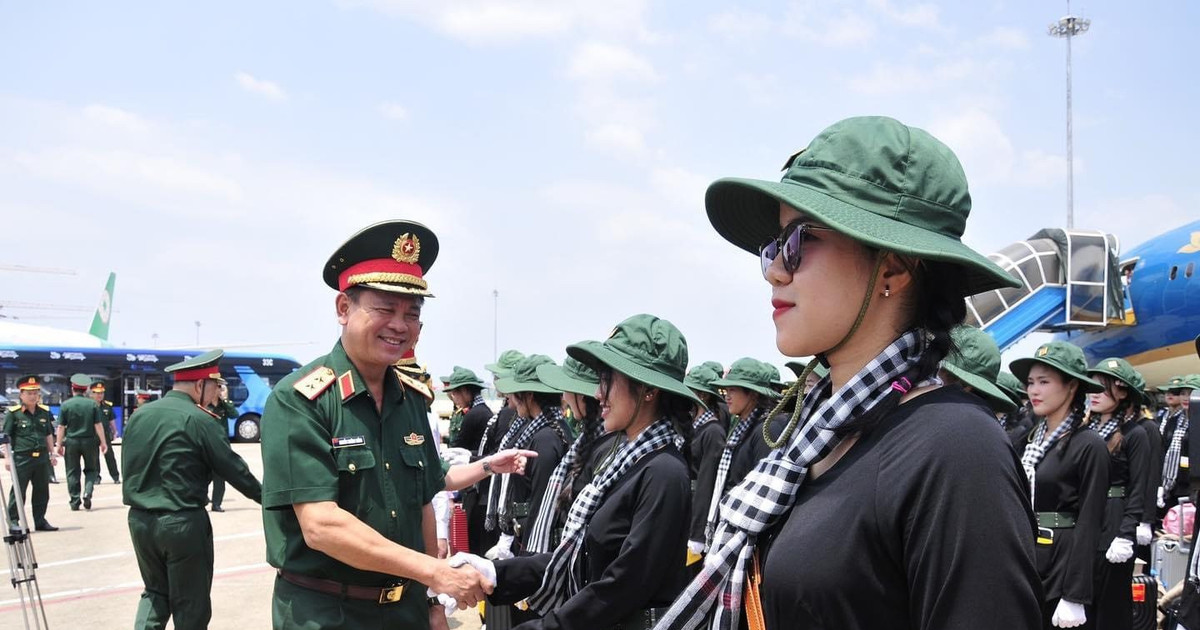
[485,349,526,378]
[705,116,1021,296]
[698,361,725,376]
[941,326,1015,413]
[684,364,722,397]
[1158,375,1188,392]
[566,314,703,406]
[1182,375,1200,391]
[996,371,1027,406]
[764,363,786,388]
[785,359,829,380]
[440,366,485,391]
[1009,341,1103,394]
[1087,357,1146,404]
[494,355,558,395]
[536,356,600,398]
[711,358,779,399]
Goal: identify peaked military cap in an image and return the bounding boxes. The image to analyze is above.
[16,374,42,391]
[165,349,226,382]
[323,220,438,297]
[90,380,107,393]
[70,373,93,389]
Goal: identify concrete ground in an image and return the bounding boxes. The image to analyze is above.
[0,443,482,629]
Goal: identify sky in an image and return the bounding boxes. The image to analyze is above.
[1,0,1197,380]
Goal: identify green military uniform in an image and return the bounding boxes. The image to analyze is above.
[122,350,262,630]
[4,375,58,531]
[93,382,121,483]
[206,398,238,511]
[58,374,105,510]
[261,220,448,630]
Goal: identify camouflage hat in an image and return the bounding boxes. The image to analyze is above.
[165,349,226,383]
[440,366,485,391]
[485,349,526,378]
[567,314,703,406]
[1009,341,1103,394]
[536,356,600,398]
[494,355,559,395]
[684,364,722,397]
[941,326,1015,414]
[711,358,779,399]
[1087,357,1146,404]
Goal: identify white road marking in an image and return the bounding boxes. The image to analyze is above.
[0,562,271,606]
[0,530,262,576]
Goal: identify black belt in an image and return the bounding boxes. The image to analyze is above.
[612,607,671,630]
[1035,512,1076,529]
[278,570,410,605]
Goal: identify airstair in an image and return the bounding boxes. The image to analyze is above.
[965,229,1125,351]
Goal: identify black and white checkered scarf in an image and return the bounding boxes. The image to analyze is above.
[525,422,607,554]
[484,412,528,531]
[693,408,718,431]
[656,330,927,630]
[1089,413,1123,441]
[1020,414,1076,503]
[1163,409,1189,493]
[703,406,767,547]
[526,417,680,614]
[495,406,566,530]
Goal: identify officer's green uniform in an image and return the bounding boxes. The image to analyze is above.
[4,375,57,530]
[206,398,238,511]
[94,385,121,483]
[261,221,447,630]
[122,350,262,630]
[58,374,104,510]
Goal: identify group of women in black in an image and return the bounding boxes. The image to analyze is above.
[429,116,1193,630]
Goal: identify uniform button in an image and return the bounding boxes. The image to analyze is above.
[348,463,357,472]
[385,462,391,470]
[391,510,397,518]
[418,460,424,469]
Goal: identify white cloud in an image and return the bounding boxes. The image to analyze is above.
[82,104,151,133]
[707,10,773,40]
[866,0,941,29]
[977,26,1031,50]
[568,42,657,83]
[929,109,1071,190]
[13,147,244,204]
[783,7,878,47]
[235,71,287,100]
[846,57,1000,95]
[584,123,647,156]
[378,102,409,121]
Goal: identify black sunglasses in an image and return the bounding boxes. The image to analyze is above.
[759,221,836,278]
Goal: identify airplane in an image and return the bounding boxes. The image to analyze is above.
[0,271,114,348]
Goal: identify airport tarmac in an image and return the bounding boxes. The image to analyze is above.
[0,443,482,629]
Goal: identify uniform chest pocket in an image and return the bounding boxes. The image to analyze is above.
[335,448,377,518]
[395,446,429,508]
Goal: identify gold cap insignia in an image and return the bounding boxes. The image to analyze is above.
[403,432,425,446]
[1107,360,1119,369]
[393,234,420,264]
[1037,346,1049,357]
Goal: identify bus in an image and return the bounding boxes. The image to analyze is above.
[0,345,301,442]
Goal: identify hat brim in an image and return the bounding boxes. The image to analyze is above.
[1087,367,1145,404]
[1009,357,1104,394]
[705,177,1022,296]
[567,340,703,407]
[483,363,513,378]
[686,383,722,398]
[943,363,1016,414]
[493,375,559,395]
[357,282,434,298]
[536,364,599,398]
[709,377,780,399]
[443,381,484,392]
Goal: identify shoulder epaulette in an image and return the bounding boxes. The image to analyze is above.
[6,404,19,413]
[396,370,433,401]
[103,400,114,407]
[37,404,50,411]
[293,366,337,401]
[196,404,220,419]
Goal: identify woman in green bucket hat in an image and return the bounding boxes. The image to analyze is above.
[452,314,698,629]
[1082,356,1154,629]
[659,116,1041,630]
[522,356,624,556]
[683,364,728,561]
[441,366,491,450]
[1010,340,1107,628]
[1158,375,1197,515]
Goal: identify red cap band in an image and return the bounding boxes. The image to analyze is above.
[172,366,222,381]
[337,258,424,291]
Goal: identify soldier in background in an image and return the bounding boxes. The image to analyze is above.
[91,380,120,483]
[207,382,240,513]
[4,375,59,532]
[56,373,107,511]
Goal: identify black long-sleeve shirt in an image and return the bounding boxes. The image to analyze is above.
[726,412,785,491]
[1137,417,1164,523]
[512,424,568,545]
[452,401,493,451]
[688,420,726,542]
[1098,421,1151,546]
[758,387,1042,629]
[492,448,691,630]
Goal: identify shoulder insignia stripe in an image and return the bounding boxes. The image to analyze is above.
[37,404,50,411]
[293,366,336,401]
[338,371,356,401]
[6,404,19,412]
[397,370,433,401]
[196,404,221,419]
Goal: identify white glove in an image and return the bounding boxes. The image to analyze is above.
[442,447,472,466]
[1137,522,1153,546]
[687,540,705,556]
[485,533,514,560]
[1158,486,1166,508]
[427,587,458,614]
[1105,537,1135,563]
[1051,599,1086,628]
[449,552,498,586]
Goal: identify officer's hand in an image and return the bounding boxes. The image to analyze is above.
[430,561,491,610]
[486,449,538,476]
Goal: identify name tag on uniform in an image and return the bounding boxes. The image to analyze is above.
[331,436,366,448]
[403,433,425,446]
[1183,457,1190,469]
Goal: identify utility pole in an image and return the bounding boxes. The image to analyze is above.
[1048,2,1090,229]
[195,321,201,346]
[492,289,499,362]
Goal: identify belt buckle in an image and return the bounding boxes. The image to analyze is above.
[378,583,406,604]
[1036,526,1055,545]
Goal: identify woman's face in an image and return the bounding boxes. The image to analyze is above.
[767,203,878,357]
[507,393,528,417]
[1088,375,1127,415]
[447,388,467,408]
[561,392,585,419]
[724,386,757,418]
[598,370,639,433]
[1027,364,1078,418]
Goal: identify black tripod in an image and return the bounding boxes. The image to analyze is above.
[1,433,49,629]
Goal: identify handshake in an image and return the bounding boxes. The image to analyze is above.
[428,553,498,612]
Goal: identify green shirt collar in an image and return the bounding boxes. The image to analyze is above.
[326,340,410,406]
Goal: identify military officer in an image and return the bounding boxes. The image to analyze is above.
[55,373,107,511]
[122,349,262,630]
[207,382,239,512]
[259,221,493,630]
[91,380,120,483]
[4,375,59,532]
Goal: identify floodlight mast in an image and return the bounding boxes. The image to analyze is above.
[1048,4,1090,229]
